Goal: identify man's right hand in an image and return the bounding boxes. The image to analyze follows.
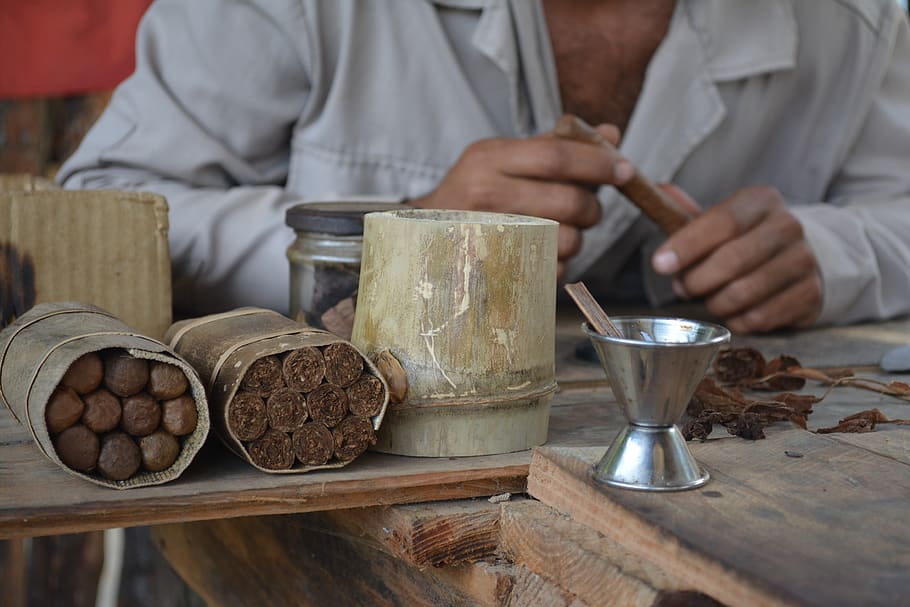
[410,125,632,279]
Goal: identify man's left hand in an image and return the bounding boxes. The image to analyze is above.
[651,185,822,333]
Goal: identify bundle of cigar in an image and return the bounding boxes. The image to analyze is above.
[46,349,198,481]
[227,342,383,470]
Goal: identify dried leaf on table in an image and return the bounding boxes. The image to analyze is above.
[714,348,766,383]
[683,379,818,441]
[760,356,806,391]
[816,408,910,434]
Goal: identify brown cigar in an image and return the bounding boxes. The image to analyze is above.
[552,114,693,234]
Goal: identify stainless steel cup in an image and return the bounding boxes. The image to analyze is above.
[584,317,730,491]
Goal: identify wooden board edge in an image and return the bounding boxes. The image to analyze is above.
[526,447,796,607]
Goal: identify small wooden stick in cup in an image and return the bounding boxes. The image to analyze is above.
[564,282,622,338]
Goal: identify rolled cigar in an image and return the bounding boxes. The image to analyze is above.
[161,394,198,436]
[81,388,122,433]
[248,428,294,470]
[552,114,693,234]
[147,361,189,400]
[46,386,86,434]
[227,391,268,441]
[121,393,161,437]
[239,356,285,396]
[103,350,150,397]
[139,430,180,472]
[323,343,364,388]
[282,347,325,393]
[307,384,348,428]
[97,432,141,481]
[60,352,104,395]
[332,416,376,462]
[54,424,100,472]
[292,423,334,466]
[346,375,385,417]
[266,388,308,432]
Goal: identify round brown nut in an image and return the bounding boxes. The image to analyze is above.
[139,431,180,472]
[103,350,149,397]
[53,425,100,472]
[60,352,104,395]
[45,386,86,434]
[97,432,141,481]
[161,394,198,436]
[81,388,122,433]
[147,362,189,400]
[121,393,161,437]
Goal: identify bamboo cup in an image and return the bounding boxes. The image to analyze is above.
[352,209,559,456]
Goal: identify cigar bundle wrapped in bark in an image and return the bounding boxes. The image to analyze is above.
[165,307,389,473]
[0,303,210,489]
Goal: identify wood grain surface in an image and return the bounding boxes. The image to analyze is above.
[528,421,910,607]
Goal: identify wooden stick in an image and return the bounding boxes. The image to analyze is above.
[552,114,693,235]
[564,282,622,338]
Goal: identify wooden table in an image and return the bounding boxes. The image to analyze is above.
[3,308,910,606]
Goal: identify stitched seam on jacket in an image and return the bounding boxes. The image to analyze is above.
[294,140,447,178]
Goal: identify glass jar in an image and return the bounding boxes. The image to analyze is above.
[285,201,404,333]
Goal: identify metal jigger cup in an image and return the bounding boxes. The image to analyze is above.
[583,317,731,491]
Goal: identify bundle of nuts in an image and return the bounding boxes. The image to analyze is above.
[46,349,198,481]
[227,342,382,470]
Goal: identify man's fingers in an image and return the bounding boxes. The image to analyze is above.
[652,187,781,275]
[495,176,602,228]
[557,224,583,261]
[595,124,622,147]
[704,242,818,318]
[726,274,822,333]
[483,137,633,186]
[679,210,804,298]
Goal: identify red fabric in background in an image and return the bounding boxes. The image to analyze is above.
[0,0,153,98]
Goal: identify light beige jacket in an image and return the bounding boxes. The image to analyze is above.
[60,0,910,324]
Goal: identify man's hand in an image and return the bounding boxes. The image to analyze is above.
[651,186,822,333]
[411,126,631,279]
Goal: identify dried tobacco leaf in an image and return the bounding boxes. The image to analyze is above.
[816,408,888,434]
[725,413,767,440]
[681,417,713,441]
[713,348,766,383]
[761,356,806,391]
[684,381,818,441]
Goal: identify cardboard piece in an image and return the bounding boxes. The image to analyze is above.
[0,190,171,338]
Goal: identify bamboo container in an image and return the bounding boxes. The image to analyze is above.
[352,209,559,456]
[0,302,210,489]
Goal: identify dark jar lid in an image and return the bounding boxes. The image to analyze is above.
[285,200,409,236]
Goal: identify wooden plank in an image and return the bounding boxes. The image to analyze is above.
[527,426,910,607]
[305,499,507,568]
[0,384,615,540]
[26,532,105,607]
[0,538,27,607]
[432,562,515,607]
[505,564,590,607]
[153,514,487,607]
[500,500,673,606]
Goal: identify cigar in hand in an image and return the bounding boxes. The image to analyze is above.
[552,114,694,234]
